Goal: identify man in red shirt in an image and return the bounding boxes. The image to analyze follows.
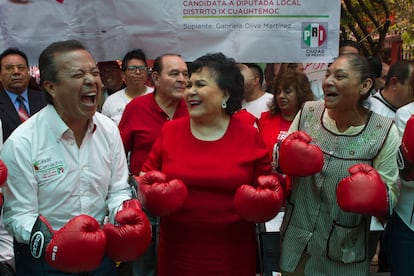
[118,53,189,276]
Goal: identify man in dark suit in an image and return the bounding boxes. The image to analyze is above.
[0,48,46,142]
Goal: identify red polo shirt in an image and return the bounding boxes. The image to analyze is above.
[119,92,188,174]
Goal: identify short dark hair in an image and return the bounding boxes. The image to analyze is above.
[339,39,361,52]
[367,56,383,90]
[97,60,120,70]
[385,61,414,88]
[189,52,243,116]
[243,63,264,86]
[0,47,29,69]
[39,40,87,105]
[121,49,147,71]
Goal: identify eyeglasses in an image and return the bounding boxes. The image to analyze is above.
[126,65,147,73]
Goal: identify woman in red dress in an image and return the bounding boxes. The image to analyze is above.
[141,53,283,275]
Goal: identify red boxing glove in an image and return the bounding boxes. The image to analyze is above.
[278,131,324,176]
[234,175,284,223]
[336,164,389,217]
[103,199,152,262]
[30,214,106,273]
[136,170,188,216]
[0,160,8,186]
[397,115,414,181]
[0,160,8,211]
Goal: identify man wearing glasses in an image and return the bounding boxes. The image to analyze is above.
[101,49,153,125]
[0,48,46,142]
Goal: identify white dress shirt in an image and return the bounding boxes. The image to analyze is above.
[1,105,132,243]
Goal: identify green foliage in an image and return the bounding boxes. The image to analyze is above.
[340,0,390,57]
[341,0,414,58]
[388,0,414,44]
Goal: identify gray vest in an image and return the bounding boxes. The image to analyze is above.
[280,101,393,275]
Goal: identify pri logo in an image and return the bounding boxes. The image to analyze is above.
[302,23,327,48]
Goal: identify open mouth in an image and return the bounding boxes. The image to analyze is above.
[187,100,201,107]
[81,94,97,106]
[324,91,338,98]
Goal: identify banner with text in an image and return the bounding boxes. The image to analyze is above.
[0,0,341,64]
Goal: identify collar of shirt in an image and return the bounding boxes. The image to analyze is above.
[5,89,29,112]
[44,105,97,142]
[151,91,188,120]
